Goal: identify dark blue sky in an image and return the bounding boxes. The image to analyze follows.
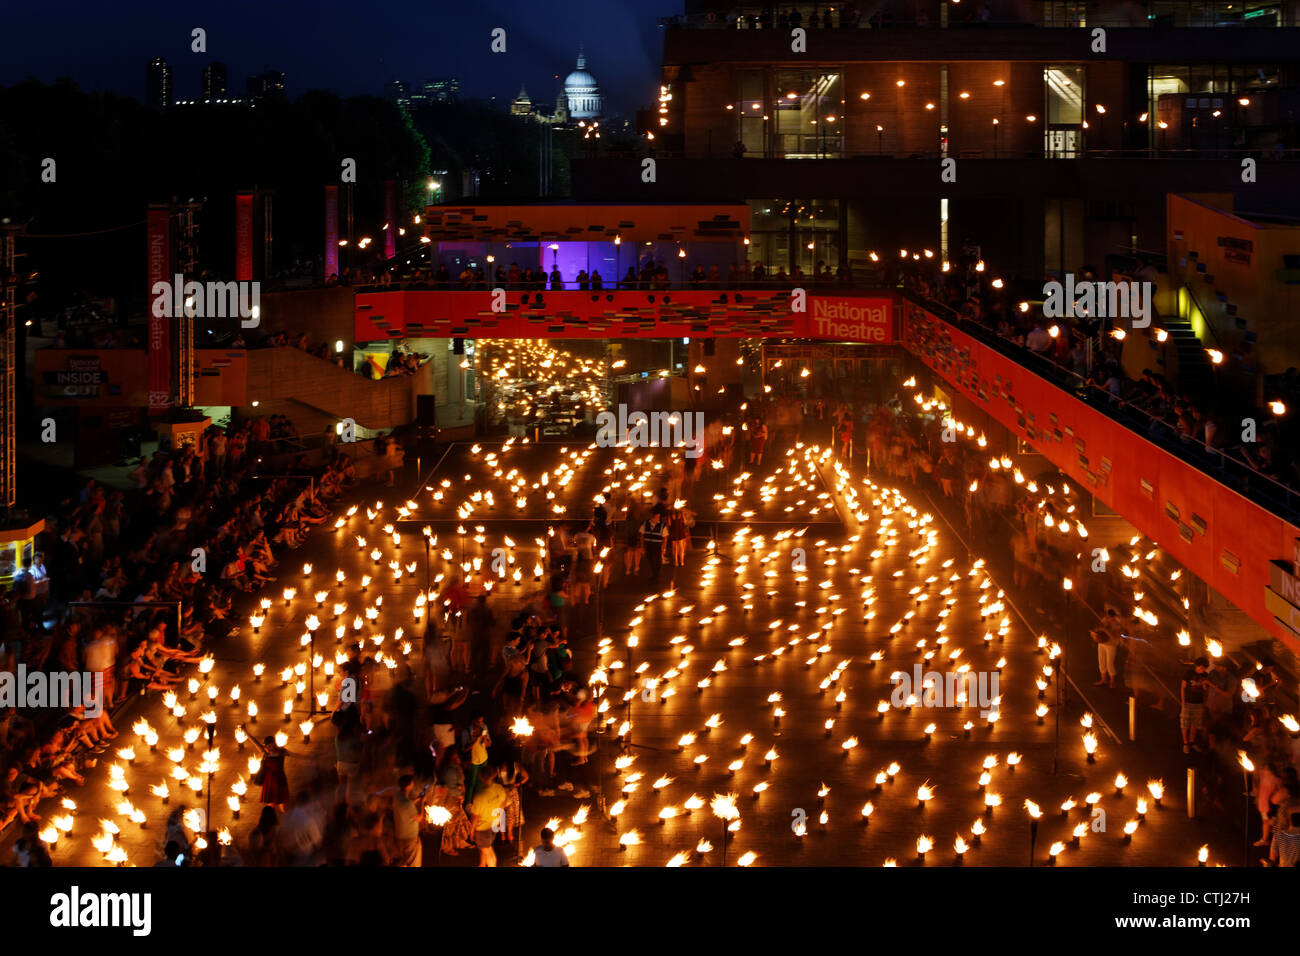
[1,0,668,114]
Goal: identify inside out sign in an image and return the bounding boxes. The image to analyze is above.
[50,356,106,397]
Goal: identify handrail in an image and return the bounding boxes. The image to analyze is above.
[1180,280,1226,351]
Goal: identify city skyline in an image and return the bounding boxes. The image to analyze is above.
[0,0,661,114]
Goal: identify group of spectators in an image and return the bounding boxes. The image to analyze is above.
[370,257,860,293]
[170,565,601,867]
[904,253,1300,497]
[1,415,361,854]
[823,374,1300,865]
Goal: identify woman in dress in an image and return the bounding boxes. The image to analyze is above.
[668,508,691,568]
[250,735,292,812]
[497,759,530,845]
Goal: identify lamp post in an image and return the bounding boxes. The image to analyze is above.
[204,721,216,834]
[876,124,884,154]
[711,794,739,867]
[1239,750,1255,867]
[1053,577,1073,775]
[307,626,317,716]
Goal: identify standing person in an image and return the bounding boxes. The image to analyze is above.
[466,593,495,679]
[494,632,531,717]
[82,627,120,708]
[1204,658,1237,748]
[838,416,853,460]
[570,522,596,609]
[468,765,508,867]
[748,419,768,467]
[430,687,469,772]
[497,759,530,848]
[391,774,426,867]
[546,575,569,634]
[422,620,451,698]
[668,507,691,568]
[246,807,280,866]
[623,498,644,576]
[531,827,570,867]
[251,735,292,812]
[1180,657,1209,754]
[641,511,667,587]
[463,715,492,800]
[1091,609,1123,688]
[331,702,365,802]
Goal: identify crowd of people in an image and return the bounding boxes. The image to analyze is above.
[0,415,361,847]
[834,375,1300,864]
[903,253,1300,495]
[368,255,861,294]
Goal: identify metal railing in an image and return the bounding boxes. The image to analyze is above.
[905,292,1299,517]
[355,276,881,294]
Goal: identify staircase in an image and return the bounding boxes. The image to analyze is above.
[1160,315,1215,400]
[244,348,423,431]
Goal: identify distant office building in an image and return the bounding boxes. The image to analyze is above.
[146,57,171,109]
[202,62,228,100]
[384,79,410,103]
[246,70,286,100]
[388,78,459,111]
[422,78,459,103]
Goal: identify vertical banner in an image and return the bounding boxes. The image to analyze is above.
[235,191,254,281]
[324,185,339,280]
[383,179,396,260]
[146,205,172,412]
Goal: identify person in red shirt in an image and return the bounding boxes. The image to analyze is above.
[748,420,768,467]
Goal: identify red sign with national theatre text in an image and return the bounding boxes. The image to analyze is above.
[235,193,254,282]
[324,186,339,280]
[804,296,895,343]
[146,206,171,411]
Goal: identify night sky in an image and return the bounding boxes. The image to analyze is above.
[1,0,666,115]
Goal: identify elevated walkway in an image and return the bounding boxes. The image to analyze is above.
[245,347,424,432]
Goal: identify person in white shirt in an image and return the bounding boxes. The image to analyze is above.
[531,827,569,867]
[1025,321,1053,355]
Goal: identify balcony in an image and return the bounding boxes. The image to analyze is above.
[570,155,1263,202]
[901,295,1300,649]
